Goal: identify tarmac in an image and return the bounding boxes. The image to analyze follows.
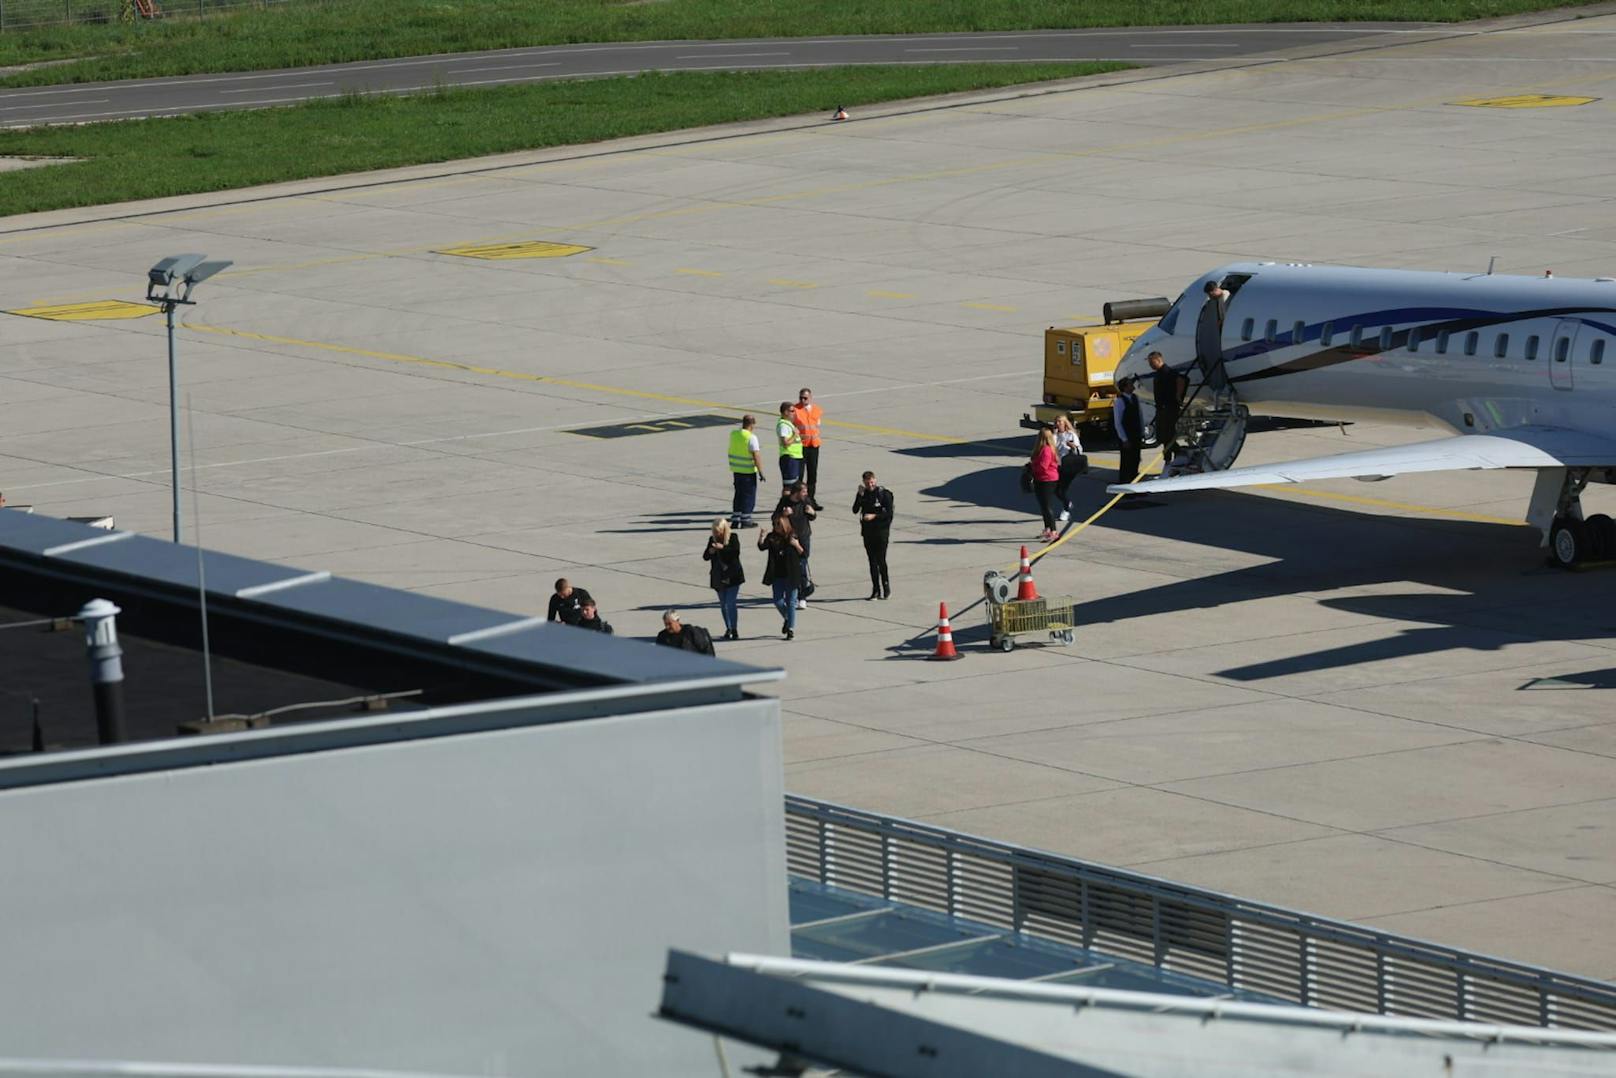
[3,5,1616,978]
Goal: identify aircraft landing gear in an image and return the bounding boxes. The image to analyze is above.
[1550,516,1590,569]
[1529,467,1602,569]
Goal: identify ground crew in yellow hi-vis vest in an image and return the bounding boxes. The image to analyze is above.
[777,401,804,495]
[727,414,766,528]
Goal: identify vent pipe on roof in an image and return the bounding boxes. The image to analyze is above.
[79,599,126,746]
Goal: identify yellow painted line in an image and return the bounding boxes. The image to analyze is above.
[587,257,631,266]
[1451,94,1596,109]
[183,322,964,444]
[437,240,592,260]
[7,299,159,321]
[768,279,818,290]
[676,268,724,277]
[867,290,915,300]
[963,302,1017,313]
[1254,484,1520,526]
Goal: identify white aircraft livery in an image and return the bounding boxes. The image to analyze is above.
[1107,261,1616,567]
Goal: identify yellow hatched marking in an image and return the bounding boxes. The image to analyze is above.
[867,290,915,300]
[768,278,818,289]
[1451,94,1596,109]
[437,240,593,260]
[676,267,724,277]
[8,299,159,321]
[963,302,1017,313]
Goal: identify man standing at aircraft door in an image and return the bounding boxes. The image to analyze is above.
[791,387,824,510]
[728,414,766,528]
[1149,351,1187,465]
[1196,279,1230,374]
[1113,377,1145,488]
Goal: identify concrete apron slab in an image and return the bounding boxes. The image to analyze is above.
[6,9,1616,976]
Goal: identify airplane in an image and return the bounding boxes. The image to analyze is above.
[1106,261,1616,568]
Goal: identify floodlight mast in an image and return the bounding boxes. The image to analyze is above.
[146,254,231,543]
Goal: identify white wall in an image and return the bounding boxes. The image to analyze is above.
[0,697,786,1077]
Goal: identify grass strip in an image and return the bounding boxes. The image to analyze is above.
[1,0,1606,86]
[0,63,1127,216]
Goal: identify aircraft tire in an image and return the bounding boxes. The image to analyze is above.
[1550,517,1588,569]
[1585,514,1615,561]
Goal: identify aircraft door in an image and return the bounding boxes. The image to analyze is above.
[1549,319,1578,390]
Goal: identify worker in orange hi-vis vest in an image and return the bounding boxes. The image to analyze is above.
[791,387,825,510]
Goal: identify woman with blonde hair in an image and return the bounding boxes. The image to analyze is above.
[703,517,745,640]
[1030,425,1061,541]
[1052,414,1085,524]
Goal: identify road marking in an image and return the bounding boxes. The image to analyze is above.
[586,256,632,265]
[904,47,1019,53]
[437,240,592,260]
[768,278,818,289]
[220,81,333,94]
[1451,93,1597,108]
[867,290,915,300]
[963,302,1017,312]
[566,413,734,438]
[444,62,561,75]
[7,299,158,321]
[676,268,724,277]
[674,52,790,60]
[182,322,965,443]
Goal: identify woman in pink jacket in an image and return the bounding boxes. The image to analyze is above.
[1030,426,1061,541]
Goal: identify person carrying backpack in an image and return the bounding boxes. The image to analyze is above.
[656,609,715,655]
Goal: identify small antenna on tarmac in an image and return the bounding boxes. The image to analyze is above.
[1486,256,1497,275]
[185,393,216,722]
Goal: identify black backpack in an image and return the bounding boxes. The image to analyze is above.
[684,623,716,656]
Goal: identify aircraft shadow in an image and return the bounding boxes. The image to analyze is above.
[918,463,1614,677]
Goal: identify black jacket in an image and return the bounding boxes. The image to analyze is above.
[703,533,745,590]
[1118,393,1144,448]
[657,624,714,655]
[576,614,613,634]
[759,532,804,587]
[852,486,895,534]
[547,587,593,625]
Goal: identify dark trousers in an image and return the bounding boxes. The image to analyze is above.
[1156,406,1179,461]
[862,528,890,592]
[1118,444,1141,486]
[731,472,757,522]
[802,445,820,501]
[1055,453,1083,506]
[780,455,802,486]
[1033,480,1059,530]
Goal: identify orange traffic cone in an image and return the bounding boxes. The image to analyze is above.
[1016,546,1040,602]
[930,602,960,661]
[833,105,849,121]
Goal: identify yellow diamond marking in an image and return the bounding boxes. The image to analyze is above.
[437,241,593,260]
[8,299,160,321]
[1452,94,1597,109]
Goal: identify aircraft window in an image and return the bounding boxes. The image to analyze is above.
[1594,339,1606,365]
[1555,337,1571,363]
[1265,319,1278,343]
[1158,295,1184,335]
[1436,331,1450,354]
[1408,329,1419,353]
[1350,325,1364,349]
[1321,322,1334,347]
[1241,318,1254,341]
[1463,332,1479,357]
[1525,335,1540,360]
[1380,327,1395,351]
[1293,320,1305,344]
[1494,333,1509,359]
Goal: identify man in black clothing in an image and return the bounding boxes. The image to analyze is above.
[547,578,592,625]
[852,470,894,600]
[1148,351,1187,464]
[1112,377,1145,488]
[1196,279,1229,373]
[655,609,715,655]
[576,599,613,634]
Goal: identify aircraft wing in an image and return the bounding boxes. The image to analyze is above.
[1107,426,1616,495]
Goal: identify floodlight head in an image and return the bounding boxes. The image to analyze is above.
[147,253,207,302]
[178,259,232,300]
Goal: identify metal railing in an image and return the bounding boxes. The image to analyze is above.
[785,796,1616,1031]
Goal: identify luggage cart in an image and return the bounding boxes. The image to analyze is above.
[982,572,1077,653]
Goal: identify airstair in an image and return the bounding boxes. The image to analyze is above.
[1169,346,1247,475]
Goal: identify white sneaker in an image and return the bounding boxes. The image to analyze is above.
[1057,509,1070,523]
[797,599,807,609]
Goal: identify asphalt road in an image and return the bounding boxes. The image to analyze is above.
[0,25,1440,128]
